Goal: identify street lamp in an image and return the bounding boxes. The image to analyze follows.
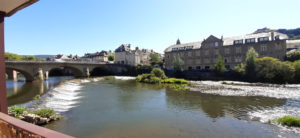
[0,0,39,114]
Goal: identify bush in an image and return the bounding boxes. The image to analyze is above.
[151,68,167,79]
[33,94,41,100]
[8,106,27,117]
[162,78,188,84]
[32,108,55,118]
[277,116,300,127]
[285,51,300,62]
[255,57,295,83]
[168,84,188,91]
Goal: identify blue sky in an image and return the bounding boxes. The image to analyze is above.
[4,0,300,55]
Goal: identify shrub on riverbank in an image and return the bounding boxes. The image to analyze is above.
[32,108,55,118]
[233,48,300,83]
[277,116,300,127]
[8,106,60,125]
[255,57,295,83]
[162,78,188,84]
[136,68,189,91]
[8,106,26,118]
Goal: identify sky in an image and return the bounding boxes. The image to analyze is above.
[4,0,300,56]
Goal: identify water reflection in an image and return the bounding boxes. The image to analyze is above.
[165,87,287,120]
[6,77,73,106]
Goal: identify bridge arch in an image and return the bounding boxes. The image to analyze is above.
[90,65,113,76]
[46,66,85,77]
[5,67,34,82]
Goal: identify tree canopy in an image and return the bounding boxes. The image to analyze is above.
[214,55,226,75]
[108,54,115,61]
[173,56,184,71]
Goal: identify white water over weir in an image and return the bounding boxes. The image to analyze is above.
[190,81,300,99]
[190,80,300,133]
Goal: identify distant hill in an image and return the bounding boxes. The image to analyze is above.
[277,28,300,39]
[254,27,300,40]
[22,55,55,59]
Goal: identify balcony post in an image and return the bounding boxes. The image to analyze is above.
[0,12,8,114]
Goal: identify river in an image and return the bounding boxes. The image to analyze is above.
[6,77,300,138]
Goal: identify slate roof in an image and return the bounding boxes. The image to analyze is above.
[164,32,289,52]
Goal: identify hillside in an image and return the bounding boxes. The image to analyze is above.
[255,27,300,40]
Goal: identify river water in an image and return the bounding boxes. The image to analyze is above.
[6,77,300,138]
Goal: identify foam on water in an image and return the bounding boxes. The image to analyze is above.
[190,81,300,99]
[114,76,136,80]
[248,104,300,133]
[28,81,83,113]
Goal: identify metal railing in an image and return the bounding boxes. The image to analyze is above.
[0,112,73,138]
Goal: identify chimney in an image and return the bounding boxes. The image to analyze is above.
[271,32,274,41]
[136,47,139,50]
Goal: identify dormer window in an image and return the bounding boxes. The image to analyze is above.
[234,40,243,45]
[179,47,185,50]
[245,38,255,44]
[186,46,193,50]
[215,42,219,47]
[258,37,269,42]
[275,35,280,40]
[172,48,178,51]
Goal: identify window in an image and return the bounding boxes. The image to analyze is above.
[245,38,255,44]
[215,42,219,47]
[205,66,210,70]
[204,58,210,63]
[172,48,178,51]
[225,48,230,54]
[234,40,243,45]
[196,66,201,70]
[196,51,201,56]
[261,45,267,52]
[258,37,269,42]
[186,46,193,50]
[236,47,241,54]
[235,56,242,63]
[215,49,219,55]
[188,66,193,70]
[205,50,209,56]
[179,47,185,50]
[275,35,280,40]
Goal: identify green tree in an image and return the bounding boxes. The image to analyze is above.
[233,63,246,76]
[173,56,184,71]
[285,51,300,62]
[108,54,115,61]
[214,55,226,75]
[5,52,22,60]
[150,53,160,66]
[255,57,295,83]
[245,48,259,80]
[22,56,36,61]
[151,68,167,79]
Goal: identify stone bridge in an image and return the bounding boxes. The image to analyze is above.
[5,61,134,82]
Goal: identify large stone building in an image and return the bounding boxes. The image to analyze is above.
[164,31,289,70]
[115,44,156,66]
[80,50,110,62]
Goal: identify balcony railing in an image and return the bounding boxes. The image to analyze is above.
[0,112,73,138]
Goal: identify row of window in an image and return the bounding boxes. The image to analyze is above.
[168,45,281,58]
[172,46,194,51]
[234,36,280,45]
[187,65,231,70]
